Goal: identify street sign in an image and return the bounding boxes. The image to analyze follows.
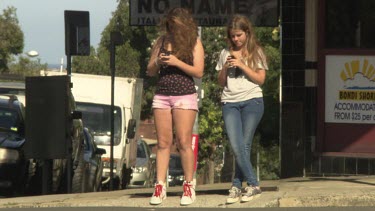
[129,0,279,27]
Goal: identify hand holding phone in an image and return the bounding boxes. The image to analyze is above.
[161,51,172,68]
[227,55,235,67]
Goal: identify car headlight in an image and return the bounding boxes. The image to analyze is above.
[176,175,184,181]
[102,158,118,169]
[0,148,20,164]
[167,175,174,182]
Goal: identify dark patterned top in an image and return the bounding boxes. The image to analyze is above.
[155,39,196,96]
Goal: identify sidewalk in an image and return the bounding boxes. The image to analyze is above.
[1,176,375,208]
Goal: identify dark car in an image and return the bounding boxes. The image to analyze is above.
[0,95,28,196]
[72,127,106,192]
[21,80,87,195]
[0,80,89,195]
[129,139,156,188]
[168,154,184,186]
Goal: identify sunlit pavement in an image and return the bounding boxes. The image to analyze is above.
[1,176,375,208]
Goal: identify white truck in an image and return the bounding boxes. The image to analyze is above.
[70,73,143,189]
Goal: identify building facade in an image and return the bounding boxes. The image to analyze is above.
[281,0,375,177]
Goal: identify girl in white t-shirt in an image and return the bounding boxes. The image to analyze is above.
[215,14,268,204]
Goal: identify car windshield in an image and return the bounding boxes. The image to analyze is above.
[76,102,122,146]
[169,156,182,169]
[83,130,91,151]
[0,107,20,131]
[137,143,146,158]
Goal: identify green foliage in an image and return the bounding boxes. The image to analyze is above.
[258,45,280,144]
[256,28,281,178]
[257,28,281,146]
[72,47,107,74]
[1,6,45,77]
[196,27,227,170]
[7,56,47,77]
[251,134,280,180]
[0,6,24,72]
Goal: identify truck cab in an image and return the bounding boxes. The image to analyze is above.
[70,73,143,189]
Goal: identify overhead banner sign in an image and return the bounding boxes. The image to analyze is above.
[325,55,375,124]
[129,0,279,27]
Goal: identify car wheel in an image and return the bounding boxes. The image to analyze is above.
[72,150,86,193]
[52,159,65,193]
[121,166,132,189]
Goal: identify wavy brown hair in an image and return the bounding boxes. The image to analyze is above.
[158,7,198,64]
[226,14,267,67]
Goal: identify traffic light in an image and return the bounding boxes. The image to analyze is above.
[64,10,90,56]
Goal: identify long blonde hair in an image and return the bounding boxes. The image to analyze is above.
[226,15,266,66]
[158,7,198,64]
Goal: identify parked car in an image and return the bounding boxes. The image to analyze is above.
[0,81,89,195]
[24,80,87,195]
[129,139,156,188]
[0,95,29,196]
[72,127,106,192]
[168,154,184,186]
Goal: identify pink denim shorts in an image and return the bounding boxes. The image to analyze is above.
[152,93,198,111]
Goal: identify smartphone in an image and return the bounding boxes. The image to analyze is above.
[227,55,235,67]
[163,51,172,56]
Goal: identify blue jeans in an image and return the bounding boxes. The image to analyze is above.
[222,97,264,188]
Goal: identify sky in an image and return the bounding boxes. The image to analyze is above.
[1,0,118,67]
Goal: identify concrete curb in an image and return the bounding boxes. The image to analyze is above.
[1,176,375,208]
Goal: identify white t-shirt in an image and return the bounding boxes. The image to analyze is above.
[215,48,268,103]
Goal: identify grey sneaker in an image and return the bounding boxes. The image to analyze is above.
[226,186,241,204]
[241,186,261,202]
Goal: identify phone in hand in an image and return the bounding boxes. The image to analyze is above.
[163,51,172,56]
[227,55,235,67]
[227,55,235,60]
[161,51,171,68]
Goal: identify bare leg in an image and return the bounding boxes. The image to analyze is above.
[154,108,173,183]
[172,109,196,182]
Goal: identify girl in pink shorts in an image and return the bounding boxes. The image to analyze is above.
[146,7,204,206]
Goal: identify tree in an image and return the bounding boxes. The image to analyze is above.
[72,47,106,74]
[8,55,47,77]
[0,6,24,72]
[196,27,227,183]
